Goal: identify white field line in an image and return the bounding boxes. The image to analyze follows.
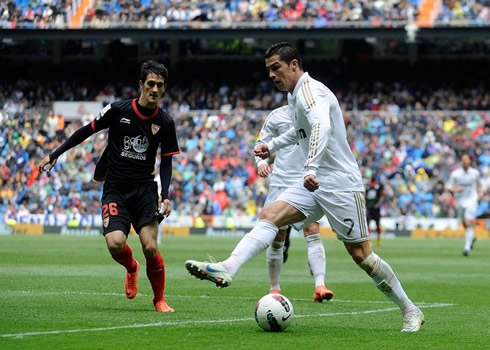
[2,290,436,304]
[0,302,453,339]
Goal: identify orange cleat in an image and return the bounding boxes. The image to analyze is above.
[269,289,281,294]
[124,260,140,299]
[154,299,175,313]
[313,285,334,303]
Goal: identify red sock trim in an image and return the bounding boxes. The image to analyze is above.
[111,244,137,273]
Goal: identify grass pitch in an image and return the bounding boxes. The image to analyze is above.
[0,235,489,349]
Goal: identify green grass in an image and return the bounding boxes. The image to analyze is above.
[0,235,489,350]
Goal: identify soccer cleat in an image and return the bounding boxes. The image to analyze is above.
[154,299,175,313]
[270,289,281,294]
[376,238,382,247]
[185,259,232,288]
[283,226,292,263]
[401,307,425,332]
[313,285,334,302]
[125,260,140,299]
[463,250,469,257]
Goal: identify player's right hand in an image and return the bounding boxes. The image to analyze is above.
[304,174,320,192]
[254,144,270,159]
[258,164,272,178]
[38,155,57,173]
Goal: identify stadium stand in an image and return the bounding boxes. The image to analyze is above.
[2,0,488,29]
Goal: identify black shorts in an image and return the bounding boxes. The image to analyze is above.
[366,207,381,225]
[101,181,164,236]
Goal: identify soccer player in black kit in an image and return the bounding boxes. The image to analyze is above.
[38,60,179,312]
[365,175,385,247]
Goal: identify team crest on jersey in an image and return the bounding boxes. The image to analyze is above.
[151,123,160,135]
[103,217,109,228]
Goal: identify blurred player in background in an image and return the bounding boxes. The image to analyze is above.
[255,106,334,302]
[186,42,424,332]
[445,153,483,257]
[38,60,179,312]
[365,174,386,247]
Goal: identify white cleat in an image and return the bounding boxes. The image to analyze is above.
[185,259,232,288]
[401,307,425,332]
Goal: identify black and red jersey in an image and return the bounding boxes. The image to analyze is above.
[365,180,385,209]
[92,99,179,183]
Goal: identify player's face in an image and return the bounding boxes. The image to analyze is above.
[265,54,298,93]
[139,73,166,107]
[461,155,471,168]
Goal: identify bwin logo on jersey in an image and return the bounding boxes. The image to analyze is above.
[296,129,307,140]
[123,135,149,153]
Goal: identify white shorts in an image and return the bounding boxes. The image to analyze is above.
[276,185,369,243]
[457,205,477,221]
[265,186,317,231]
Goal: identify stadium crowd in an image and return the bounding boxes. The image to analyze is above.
[2,0,489,29]
[1,75,489,224]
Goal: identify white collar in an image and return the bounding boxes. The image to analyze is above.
[290,72,309,99]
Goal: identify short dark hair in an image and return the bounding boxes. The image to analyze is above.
[140,60,168,84]
[264,42,303,70]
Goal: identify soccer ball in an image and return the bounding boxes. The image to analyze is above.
[254,293,294,332]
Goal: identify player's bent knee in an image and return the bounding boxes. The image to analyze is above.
[345,241,372,264]
[142,244,158,258]
[303,222,319,236]
[105,231,127,253]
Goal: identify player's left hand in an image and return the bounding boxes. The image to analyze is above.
[258,164,272,177]
[254,144,270,159]
[38,155,57,173]
[158,197,172,218]
[304,174,320,192]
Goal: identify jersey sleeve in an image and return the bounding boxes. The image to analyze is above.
[446,171,457,190]
[255,112,276,167]
[266,126,297,155]
[299,84,332,178]
[91,103,118,132]
[161,118,180,157]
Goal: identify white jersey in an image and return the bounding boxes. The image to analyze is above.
[447,167,481,208]
[267,72,364,192]
[255,106,304,187]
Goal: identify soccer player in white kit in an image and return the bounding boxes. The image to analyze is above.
[445,153,483,256]
[186,42,424,332]
[256,105,334,302]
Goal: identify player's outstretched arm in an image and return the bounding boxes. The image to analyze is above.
[38,123,96,175]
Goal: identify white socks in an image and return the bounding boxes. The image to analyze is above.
[222,220,279,276]
[464,227,475,252]
[306,233,326,287]
[267,232,326,291]
[358,252,414,313]
[267,240,284,291]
